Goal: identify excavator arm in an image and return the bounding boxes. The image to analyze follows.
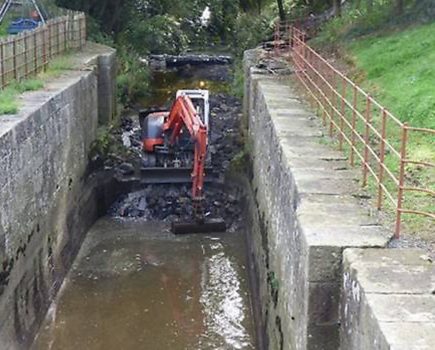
[163,95,208,203]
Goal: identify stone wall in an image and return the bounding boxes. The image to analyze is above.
[0,43,116,349]
[243,49,390,350]
[341,248,435,350]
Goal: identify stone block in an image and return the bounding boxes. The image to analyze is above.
[341,248,435,350]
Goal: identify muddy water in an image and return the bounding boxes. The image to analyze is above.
[32,218,255,350]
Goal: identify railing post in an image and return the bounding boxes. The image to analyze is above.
[377,108,387,209]
[274,19,280,57]
[339,76,346,151]
[362,95,372,186]
[395,124,408,238]
[329,72,336,137]
[350,84,357,166]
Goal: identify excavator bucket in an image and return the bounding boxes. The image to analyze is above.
[171,218,226,234]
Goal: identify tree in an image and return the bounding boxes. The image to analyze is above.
[395,0,404,15]
[276,0,286,21]
[333,0,341,17]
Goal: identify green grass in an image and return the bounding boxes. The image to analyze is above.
[314,21,435,236]
[0,20,9,37]
[348,22,435,129]
[0,88,19,114]
[42,56,73,76]
[0,79,44,114]
[0,55,73,115]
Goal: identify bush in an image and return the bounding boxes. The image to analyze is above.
[125,15,190,55]
[312,0,435,47]
[117,49,150,106]
[232,12,274,56]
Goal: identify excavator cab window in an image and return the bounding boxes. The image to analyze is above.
[191,98,204,123]
[176,90,209,130]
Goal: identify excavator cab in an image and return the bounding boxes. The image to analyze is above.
[141,90,210,166]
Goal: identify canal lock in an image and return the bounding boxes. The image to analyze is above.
[31,58,262,350]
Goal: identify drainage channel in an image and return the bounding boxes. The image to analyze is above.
[31,60,258,350]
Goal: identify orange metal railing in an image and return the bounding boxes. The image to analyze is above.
[0,11,86,89]
[274,23,434,238]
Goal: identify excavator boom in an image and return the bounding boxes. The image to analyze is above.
[163,95,208,201]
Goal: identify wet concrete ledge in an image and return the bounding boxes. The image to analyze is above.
[0,43,116,349]
[243,49,391,350]
[341,248,435,350]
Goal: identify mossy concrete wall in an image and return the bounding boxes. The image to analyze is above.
[0,43,116,349]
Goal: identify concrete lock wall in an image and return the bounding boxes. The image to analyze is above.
[243,49,392,350]
[0,43,116,349]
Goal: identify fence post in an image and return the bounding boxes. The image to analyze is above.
[33,30,37,74]
[48,22,52,59]
[395,124,408,238]
[377,108,387,209]
[42,26,47,70]
[12,38,17,81]
[64,19,68,52]
[79,16,84,48]
[57,19,61,55]
[83,14,87,46]
[24,33,28,78]
[362,95,371,187]
[0,40,4,88]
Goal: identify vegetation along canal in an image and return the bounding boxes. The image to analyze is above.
[31,60,258,350]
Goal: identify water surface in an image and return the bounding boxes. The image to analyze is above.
[32,218,255,350]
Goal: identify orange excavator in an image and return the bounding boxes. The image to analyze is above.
[141,90,226,234]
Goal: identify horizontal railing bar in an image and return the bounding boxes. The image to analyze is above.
[403,160,435,168]
[398,209,435,219]
[402,187,435,196]
[406,126,435,134]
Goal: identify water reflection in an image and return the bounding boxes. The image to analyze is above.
[198,242,253,349]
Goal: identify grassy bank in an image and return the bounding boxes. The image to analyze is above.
[310,18,434,237]
[348,22,434,236]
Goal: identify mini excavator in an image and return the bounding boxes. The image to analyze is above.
[140,90,226,234]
